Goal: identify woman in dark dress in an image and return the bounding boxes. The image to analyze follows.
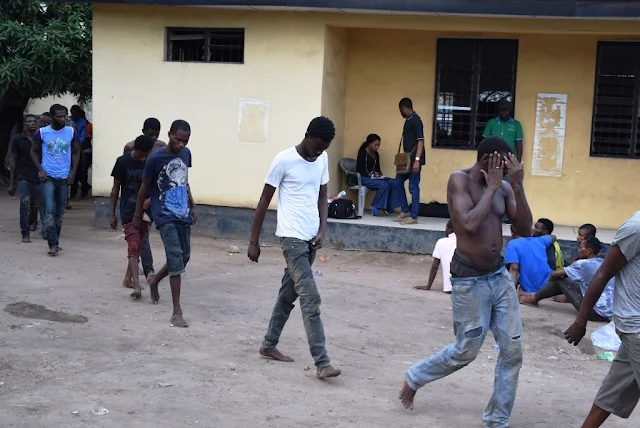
[356,134,399,216]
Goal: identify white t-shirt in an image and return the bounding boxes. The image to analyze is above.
[265,147,329,241]
[432,233,457,292]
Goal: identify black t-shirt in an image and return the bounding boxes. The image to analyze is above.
[402,113,426,165]
[11,133,39,183]
[111,153,146,224]
[356,146,382,177]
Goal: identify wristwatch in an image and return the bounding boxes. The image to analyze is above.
[415,157,421,161]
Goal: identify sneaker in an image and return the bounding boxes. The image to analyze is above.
[316,365,342,378]
[392,212,410,222]
[21,235,31,243]
[400,217,418,225]
[47,247,60,256]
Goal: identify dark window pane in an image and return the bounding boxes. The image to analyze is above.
[591,43,640,158]
[167,28,244,64]
[433,39,518,150]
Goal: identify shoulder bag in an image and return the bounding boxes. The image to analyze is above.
[394,135,412,175]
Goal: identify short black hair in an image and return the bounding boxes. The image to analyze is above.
[579,223,597,237]
[477,136,512,162]
[71,105,81,112]
[41,112,51,117]
[446,220,453,232]
[399,98,413,109]
[50,104,66,115]
[583,236,601,254]
[306,116,335,142]
[133,134,155,153]
[143,118,161,131]
[170,119,191,134]
[24,114,37,121]
[537,218,554,234]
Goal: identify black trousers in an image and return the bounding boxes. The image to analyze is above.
[534,277,609,322]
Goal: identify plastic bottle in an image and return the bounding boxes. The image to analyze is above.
[328,191,347,204]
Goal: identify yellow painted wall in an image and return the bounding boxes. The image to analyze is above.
[321,27,348,198]
[92,5,326,207]
[93,4,640,228]
[344,29,640,229]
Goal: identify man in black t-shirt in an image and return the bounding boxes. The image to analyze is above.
[393,98,425,225]
[8,115,42,243]
[109,135,155,299]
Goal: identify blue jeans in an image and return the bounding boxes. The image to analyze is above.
[158,222,191,276]
[361,177,400,213]
[395,167,421,219]
[17,180,41,237]
[262,237,330,368]
[41,178,69,248]
[406,267,523,428]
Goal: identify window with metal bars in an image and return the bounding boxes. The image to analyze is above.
[591,42,640,158]
[433,39,518,149]
[166,28,244,64]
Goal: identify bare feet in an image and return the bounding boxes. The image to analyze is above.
[130,285,142,299]
[399,380,417,410]
[413,285,431,291]
[170,312,188,328]
[259,348,294,362]
[519,292,538,307]
[149,280,160,304]
[553,295,570,303]
[316,365,341,378]
[122,279,135,289]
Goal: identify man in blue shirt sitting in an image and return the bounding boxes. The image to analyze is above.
[505,225,555,293]
[519,236,614,322]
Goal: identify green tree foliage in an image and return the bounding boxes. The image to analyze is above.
[0,1,92,103]
[0,1,91,179]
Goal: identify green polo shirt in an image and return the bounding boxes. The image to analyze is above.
[482,117,523,154]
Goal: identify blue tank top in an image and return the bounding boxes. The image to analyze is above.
[40,126,75,179]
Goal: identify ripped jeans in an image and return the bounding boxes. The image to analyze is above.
[406,267,523,428]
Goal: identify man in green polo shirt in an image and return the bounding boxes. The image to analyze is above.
[483,100,523,162]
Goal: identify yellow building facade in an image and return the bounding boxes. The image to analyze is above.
[92,4,640,229]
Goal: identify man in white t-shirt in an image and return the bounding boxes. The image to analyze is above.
[415,220,456,293]
[248,116,341,379]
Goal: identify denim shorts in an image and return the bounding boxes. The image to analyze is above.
[158,222,191,276]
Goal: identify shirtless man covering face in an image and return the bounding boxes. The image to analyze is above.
[399,136,533,428]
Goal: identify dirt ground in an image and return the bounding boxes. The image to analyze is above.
[0,194,637,428]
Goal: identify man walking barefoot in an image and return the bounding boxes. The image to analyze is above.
[133,120,196,328]
[399,136,533,427]
[248,116,341,379]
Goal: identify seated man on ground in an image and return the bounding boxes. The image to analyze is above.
[519,236,614,322]
[532,217,565,270]
[576,223,608,259]
[505,225,555,293]
[415,220,456,293]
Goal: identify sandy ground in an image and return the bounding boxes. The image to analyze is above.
[0,193,637,428]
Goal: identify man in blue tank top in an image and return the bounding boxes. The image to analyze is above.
[30,104,81,256]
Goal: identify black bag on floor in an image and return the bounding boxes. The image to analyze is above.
[328,199,358,219]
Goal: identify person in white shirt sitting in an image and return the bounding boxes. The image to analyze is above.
[415,220,456,293]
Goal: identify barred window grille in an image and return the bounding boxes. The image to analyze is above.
[166,28,244,64]
[433,39,518,149]
[591,42,640,158]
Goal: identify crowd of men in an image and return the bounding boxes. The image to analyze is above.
[4,101,640,427]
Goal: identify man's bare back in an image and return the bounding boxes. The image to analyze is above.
[446,152,530,269]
